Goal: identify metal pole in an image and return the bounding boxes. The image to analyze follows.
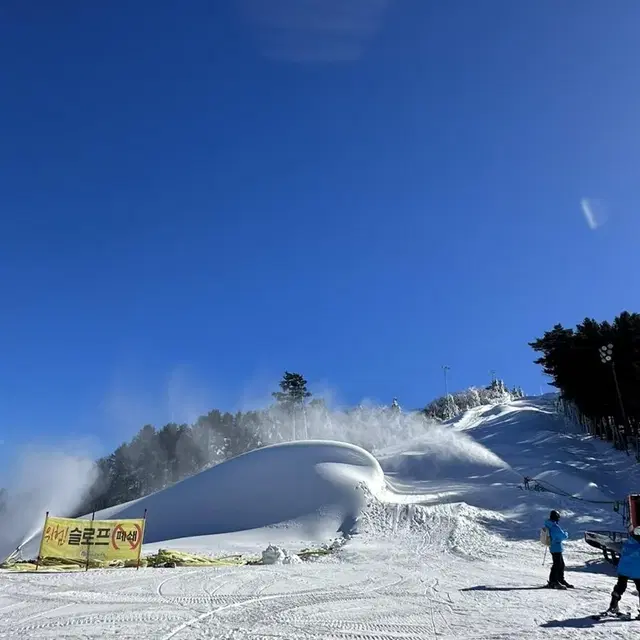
[599,344,631,456]
[35,511,49,571]
[443,366,450,397]
[137,509,147,570]
[610,362,628,427]
[611,362,636,459]
[442,366,452,415]
[85,510,95,572]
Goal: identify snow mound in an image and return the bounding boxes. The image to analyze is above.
[17,440,385,560]
[261,544,288,564]
[260,544,301,564]
[354,481,506,559]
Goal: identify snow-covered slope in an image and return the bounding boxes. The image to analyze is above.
[376,395,640,541]
[3,395,640,639]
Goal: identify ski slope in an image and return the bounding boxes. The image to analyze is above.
[2,395,640,638]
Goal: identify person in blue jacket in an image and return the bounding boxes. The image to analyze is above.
[606,524,640,614]
[545,510,573,589]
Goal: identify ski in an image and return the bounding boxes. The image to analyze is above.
[542,583,576,590]
[591,610,637,621]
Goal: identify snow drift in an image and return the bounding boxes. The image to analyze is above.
[16,440,385,560]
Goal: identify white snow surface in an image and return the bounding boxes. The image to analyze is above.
[3,395,640,638]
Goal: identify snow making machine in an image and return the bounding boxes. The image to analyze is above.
[583,494,640,566]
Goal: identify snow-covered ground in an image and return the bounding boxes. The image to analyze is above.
[2,395,640,638]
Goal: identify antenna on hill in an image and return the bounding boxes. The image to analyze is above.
[489,369,497,384]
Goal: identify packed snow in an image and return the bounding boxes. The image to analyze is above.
[2,395,640,638]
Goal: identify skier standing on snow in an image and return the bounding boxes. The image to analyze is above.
[544,510,573,589]
[605,524,640,615]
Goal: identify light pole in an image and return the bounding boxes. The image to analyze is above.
[442,365,455,417]
[599,343,633,458]
[442,365,450,397]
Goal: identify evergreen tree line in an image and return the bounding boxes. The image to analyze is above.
[530,311,640,456]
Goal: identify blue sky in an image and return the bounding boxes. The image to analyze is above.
[1,1,639,472]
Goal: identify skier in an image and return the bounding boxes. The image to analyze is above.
[544,510,573,589]
[604,524,640,616]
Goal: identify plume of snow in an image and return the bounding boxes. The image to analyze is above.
[0,448,98,561]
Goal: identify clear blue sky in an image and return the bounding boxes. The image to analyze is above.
[1,1,639,470]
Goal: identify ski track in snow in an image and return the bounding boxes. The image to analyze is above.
[0,536,632,638]
[1,396,640,638]
[0,547,629,639]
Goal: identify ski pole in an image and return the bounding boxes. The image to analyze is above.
[542,547,547,566]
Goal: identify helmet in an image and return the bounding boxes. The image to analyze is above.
[549,510,560,522]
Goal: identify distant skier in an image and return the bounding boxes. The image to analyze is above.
[544,510,573,589]
[604,524,640,615]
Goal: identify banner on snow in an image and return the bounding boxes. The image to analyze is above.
[38,515,145,564]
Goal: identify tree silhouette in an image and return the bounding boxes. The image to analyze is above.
[272,371,312,410]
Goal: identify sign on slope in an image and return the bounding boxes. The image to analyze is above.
[38,514,146,567]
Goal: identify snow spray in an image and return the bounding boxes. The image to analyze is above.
[0,448,97,562]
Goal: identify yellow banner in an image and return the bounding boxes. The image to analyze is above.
[39,515,145,563]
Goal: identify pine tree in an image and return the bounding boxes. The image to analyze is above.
[272,371,312,410]
[272,371,312,440]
